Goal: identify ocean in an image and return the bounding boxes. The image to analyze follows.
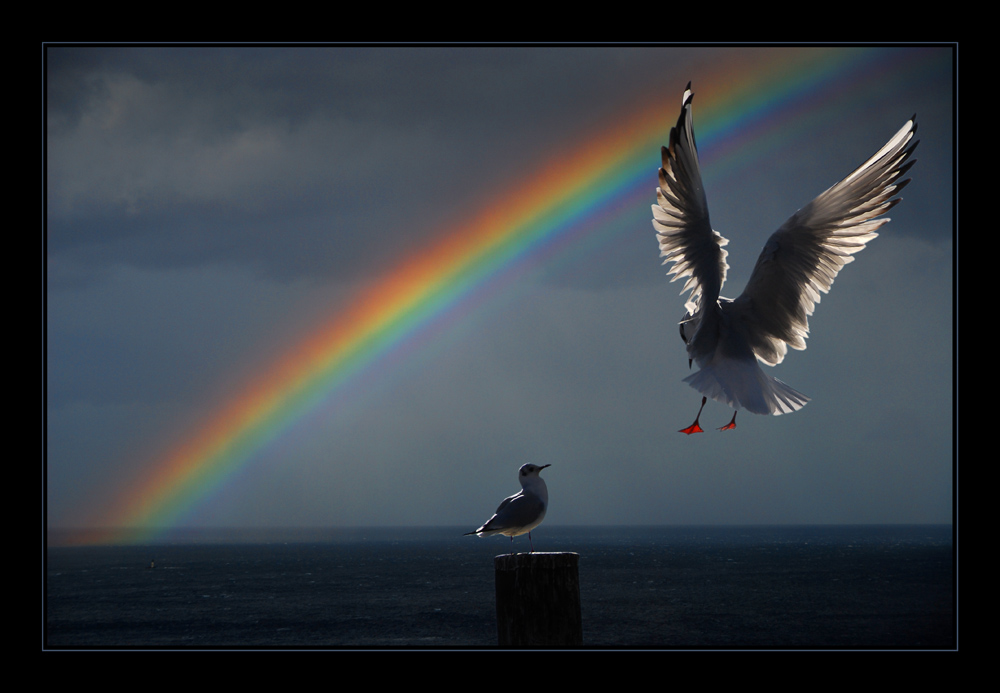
[44,525,955,650]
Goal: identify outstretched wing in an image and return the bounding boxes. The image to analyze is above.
[652,83,729,315]
[733,115,919,366]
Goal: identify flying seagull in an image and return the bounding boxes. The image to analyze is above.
[652,83,918,433]
[465,463,550,553]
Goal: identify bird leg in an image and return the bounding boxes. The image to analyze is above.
[528,531,534,553]
[718,410,737,431]
[679,396,707,434]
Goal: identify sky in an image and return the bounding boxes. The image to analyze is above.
[45,45,955,545]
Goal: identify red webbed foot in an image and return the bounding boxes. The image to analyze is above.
[718,411,737,431]
[680,396,707,435]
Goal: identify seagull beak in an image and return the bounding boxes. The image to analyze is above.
[539,464,551,470]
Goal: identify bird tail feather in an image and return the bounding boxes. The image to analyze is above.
[683,358,809,416]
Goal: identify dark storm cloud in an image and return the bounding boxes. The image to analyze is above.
[46,46,727,287]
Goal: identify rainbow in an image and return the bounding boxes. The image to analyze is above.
[67,47,930,544]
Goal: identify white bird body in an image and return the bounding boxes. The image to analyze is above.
[466,463,550,551]
[653,83,918,431]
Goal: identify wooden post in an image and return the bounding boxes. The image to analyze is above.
[494,552,582,647]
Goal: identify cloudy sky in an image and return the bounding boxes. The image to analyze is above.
[45,45,954,540]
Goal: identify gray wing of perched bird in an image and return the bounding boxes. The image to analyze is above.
[471,492,546,537]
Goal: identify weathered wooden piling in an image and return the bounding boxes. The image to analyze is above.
[494,552,582,647]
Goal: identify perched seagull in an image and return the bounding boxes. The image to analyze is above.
[465,463,550,553]
[652,83,918,433]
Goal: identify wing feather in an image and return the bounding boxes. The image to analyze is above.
[733,116,919,366]
[652,83,729,312]
[479,493,545,534]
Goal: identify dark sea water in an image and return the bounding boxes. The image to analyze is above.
[44,525,955,650]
